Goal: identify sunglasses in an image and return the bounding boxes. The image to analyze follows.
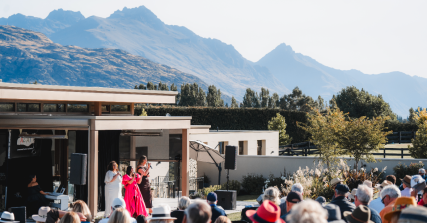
[381,195,388,204]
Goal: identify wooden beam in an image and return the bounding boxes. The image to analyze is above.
[88,122,99,215]
[130,103,135,116]
[181,129,190,196]
[94,102,102,116]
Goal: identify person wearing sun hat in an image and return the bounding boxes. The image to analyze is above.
[369,180,392,214]
[32,206,51,222]
[147,204,177,223]
[397,205,427,223]
[379,185,402,223]
[363,180,373,189]
[246,200,285,223]
[330,184,356,220]
[348,189,357,203]
[344,205,374,223]
[400,175,414,198]
[383,197,417,223]
[0,211,20,223]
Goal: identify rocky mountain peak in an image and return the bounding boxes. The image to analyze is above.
[46,9,85,24]
[108,6,164,29]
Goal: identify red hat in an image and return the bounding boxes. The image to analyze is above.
[246,200,285,223]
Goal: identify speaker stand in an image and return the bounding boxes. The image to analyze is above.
[226,169,229,191]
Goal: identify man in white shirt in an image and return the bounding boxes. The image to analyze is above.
[369,180,392,213]
[99,198,137,223]
[400,175,414,198]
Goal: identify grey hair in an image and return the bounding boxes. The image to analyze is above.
[178,196,191,210]
[286,199,328,223]
[380,185,401,200]
[356,184,373,204]
[185,200,212,223]
[263,187,281,205]
[291,183,304,194]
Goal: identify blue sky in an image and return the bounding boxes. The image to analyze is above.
[1,0,427,78]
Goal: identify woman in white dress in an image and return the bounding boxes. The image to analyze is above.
[104,161,122,217]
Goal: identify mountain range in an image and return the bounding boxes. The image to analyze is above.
[1,6,426,116]
[0,25,206,89]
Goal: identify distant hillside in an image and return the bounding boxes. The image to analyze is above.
[0,25,207,90]
[256,43,427,117]
[0,6,288,99]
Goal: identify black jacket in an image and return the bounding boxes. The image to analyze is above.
[210,204,227,223]
[329,196,356,222]
[171,210,185,223]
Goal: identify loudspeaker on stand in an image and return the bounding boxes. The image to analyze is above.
[70,153,87,185]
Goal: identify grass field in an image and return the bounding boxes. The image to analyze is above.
[237,195,259,202]
[228,212,241,221]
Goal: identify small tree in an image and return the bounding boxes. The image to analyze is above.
[268,113,292,145]
[298,108,347,170]
[409,108,427,158]
[340,116,391,170]
[231,97,239,108]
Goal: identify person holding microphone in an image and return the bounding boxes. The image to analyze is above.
[104,161,122,217]
[122,166,148,217]
[137,155,153,214]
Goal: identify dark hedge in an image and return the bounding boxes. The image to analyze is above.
[135,106,309,143]
[384,121,418,132]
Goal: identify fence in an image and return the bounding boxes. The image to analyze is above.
[386,131,415,144]
[151,176,204,198]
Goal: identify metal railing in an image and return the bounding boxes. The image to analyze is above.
[151,176,204,198]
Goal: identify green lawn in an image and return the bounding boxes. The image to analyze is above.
[228,212,241,221]
[237,194,259,202]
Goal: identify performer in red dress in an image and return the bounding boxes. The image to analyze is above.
[122,166,148,217]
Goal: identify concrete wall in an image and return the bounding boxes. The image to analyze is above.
[189,131,279,156]
[197,155,427,185]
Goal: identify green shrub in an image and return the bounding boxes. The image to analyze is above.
[393,161,425,185]
[202,185,222,197]
[241,174,266,195]
[221,180,241,195]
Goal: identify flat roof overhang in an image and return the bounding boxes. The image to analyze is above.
[0,116,192,130]
[0,83,177,104]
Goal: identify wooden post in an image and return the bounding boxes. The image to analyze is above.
[130,103,135,116]
[130,135,136,168]
[94,102,102,116]
[383,149,386,158]
[89,121,99,215]
[401,148,404,159]
[181,129,190,196]
[399,132,401,144]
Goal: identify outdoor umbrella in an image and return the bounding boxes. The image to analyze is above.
[189,140,225,165]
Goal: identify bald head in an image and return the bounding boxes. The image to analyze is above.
[185,200,212,223]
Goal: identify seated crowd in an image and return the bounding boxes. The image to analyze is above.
[1,169,427,223]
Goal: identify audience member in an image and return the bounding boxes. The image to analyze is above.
[363,180,373,188]
[59,212,80,223]
[386,175,396,185]
[136,215,147,223]
[279,183,304,216]
[331,178,343,200]
[369,180,392,213]
[206,192,227,223]
[348,189,357,203]
[184,200,212,223]
[397,205,427,223]
[419,168,426,181]
[315,196,327,207]
[171,196,191,223]
[400,175,414,198]
[286,199,328,223]
[263,187,281,206]
[100,198,137,223]
[418,186,427,207]
[0,211,20,223]
[383,197,416,223]
[379,185,401,223]
[147,205,176,223]
[246,200,284,223]
[330,184,356,221]
[214,216,231,223]
[108,207,132,223]
[71,200,92,222]
[343,205,371,223]
[323,204,346,223]
[280,191,303,221]
[354,184,381,223]
[33,206,86,223]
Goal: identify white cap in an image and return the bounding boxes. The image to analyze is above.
[111,197,126,210]
[419,168,426,174]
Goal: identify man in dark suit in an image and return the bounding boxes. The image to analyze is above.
[207,192,227,223]
[330,184,356,222]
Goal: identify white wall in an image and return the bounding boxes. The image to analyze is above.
[197,156,427,186]
[189,131,279,156]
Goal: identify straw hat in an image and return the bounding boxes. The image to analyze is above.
[344,205,374,223]
[397,205,427,223]
[401,175,411,187]
[384,197,417,221]
[331,178,343,187]
[0,212,20,223]
[375,180,392,191]
[32,206,51,222]
[348,189,357,200]
[147,205,176,220]
[363,180,373,188]
[246,200,284,223]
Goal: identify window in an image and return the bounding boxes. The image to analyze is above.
[0,103,14,112]
[111,105,130,112]
[102,105,110,112]
[239,141,246,155]
[67,104,88,112]
[43,104,65,112]
[17,103,40,112]
[219,141,228,154]
[257,140,264,155]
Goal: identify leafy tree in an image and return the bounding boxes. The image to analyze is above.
[340,116,391,170]
[170,83,179,104]
[332,86,396,120]
[260,88,270,108]
[409,108,427,158]
[315,95,325,111]
[279,87,317,112]
[269,93,279,108]
[158,82,169,91]
[206,85,224,107]
[253,92,261,108]
[268,113,292,145]
[147,82,155,90]
[242,88,256,108]
[196,87,207,106]
[231,97,239,108]
[298,107,347,170]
